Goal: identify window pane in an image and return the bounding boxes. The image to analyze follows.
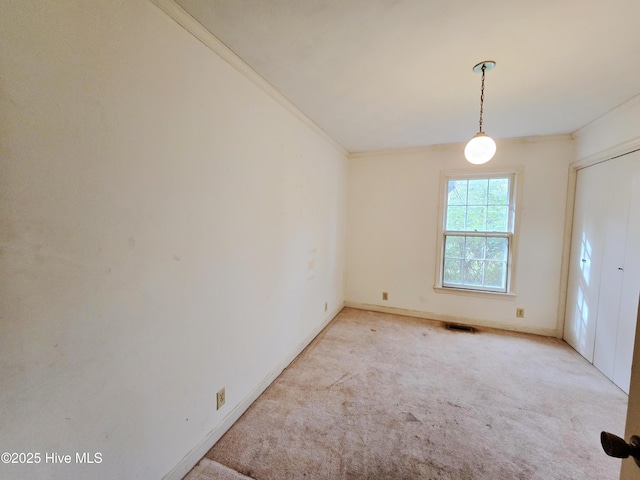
[488,178,509,205]
[443,236,508,291]
[486,237,508,261]
[465,237,485,259]
[441,173,515,293]
[464,260,484,286]
[443,258,463,285]
[446,206,466,230]
[487,206,508,232]
[447,180,467,206]
[467,179,488,205]
[444,235,464,258]
[466,206,486,231]
[484,261,507,289]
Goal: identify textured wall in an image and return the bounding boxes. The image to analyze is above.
[0,1,347,479]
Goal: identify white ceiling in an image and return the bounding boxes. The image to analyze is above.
[175,0,640,153]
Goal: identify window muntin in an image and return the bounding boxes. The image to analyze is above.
[441,174,515,293]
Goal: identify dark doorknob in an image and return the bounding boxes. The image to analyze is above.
[601,431,640,467]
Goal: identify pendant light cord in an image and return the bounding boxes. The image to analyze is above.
[479,63,486,133]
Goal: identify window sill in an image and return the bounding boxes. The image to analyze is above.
[433,286,517,300]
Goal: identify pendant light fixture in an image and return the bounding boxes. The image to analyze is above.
[464,60,496,165]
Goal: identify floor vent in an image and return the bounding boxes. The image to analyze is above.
[445,323,475,333]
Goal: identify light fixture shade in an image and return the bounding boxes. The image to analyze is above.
[464,132,496,165]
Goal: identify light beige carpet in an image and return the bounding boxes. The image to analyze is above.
[184,458,254,480]
[197,308,627,479]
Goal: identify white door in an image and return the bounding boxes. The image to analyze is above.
[612,151,640,393]
[564,161,610,361]
[620,296,640,480]
[593,156,632,379]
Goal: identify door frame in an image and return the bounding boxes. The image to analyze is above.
[558,142,640,338]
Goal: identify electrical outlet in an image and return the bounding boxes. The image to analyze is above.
[216,387,225,410]
[516,308,525,318]
[382,292,388,301]
[324,302,328,312]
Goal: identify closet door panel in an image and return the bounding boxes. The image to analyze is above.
[593,157,631,379]
[564,162,610,361]
[613,152,640,393]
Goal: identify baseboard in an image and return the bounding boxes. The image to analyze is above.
[344,301,558,337]
[162,302,345,480]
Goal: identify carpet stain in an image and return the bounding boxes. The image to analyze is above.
[403,412,420,423]
[328,372,358,388]
[327,373,349,388]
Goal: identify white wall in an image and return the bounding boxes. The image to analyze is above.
[346,136,573,336]
[573,94,640,163]
[0,2,347,479]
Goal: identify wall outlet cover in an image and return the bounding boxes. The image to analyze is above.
[216,388,225,410]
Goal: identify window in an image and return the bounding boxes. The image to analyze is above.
[437,172,518,294]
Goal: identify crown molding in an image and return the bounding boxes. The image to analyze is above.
[149,0,347,156]
[349,134,572,159]
[572,93,640,140]
[571,93,640,165]
[349,143,456,159]
[570,138,640,170]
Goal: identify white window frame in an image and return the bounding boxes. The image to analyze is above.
[434,168,522,297]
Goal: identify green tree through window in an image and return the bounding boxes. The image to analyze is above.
[441,175,514,292]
